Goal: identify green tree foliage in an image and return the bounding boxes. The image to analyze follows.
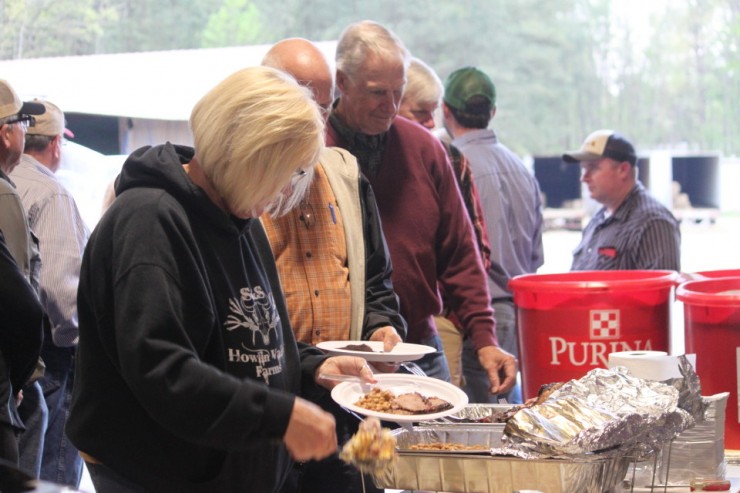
[608,0,739,154]
[95,0,222,53]
[248,0,605,156]
[0,0,104,58]
[201,0,263,48]
[0,0,737,155]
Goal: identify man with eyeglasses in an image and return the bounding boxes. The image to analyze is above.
[0,79,47,475]
[564,129,680,271]
[261,38,406,493]
[0,80,44,276]
[10,99,89,488]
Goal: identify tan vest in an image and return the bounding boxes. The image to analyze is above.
[320,147,366,341]
[261,147,366,341]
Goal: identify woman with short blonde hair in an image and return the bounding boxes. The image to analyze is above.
[191,66,323,217]
[68,65,374,493]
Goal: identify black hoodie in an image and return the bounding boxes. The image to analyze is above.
[67,144,328,492]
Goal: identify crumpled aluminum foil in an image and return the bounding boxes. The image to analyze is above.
[497,361,700,459]
[665,355,705,419]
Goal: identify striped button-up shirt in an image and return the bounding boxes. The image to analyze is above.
[11,155,89,347]
[571,182,681,271]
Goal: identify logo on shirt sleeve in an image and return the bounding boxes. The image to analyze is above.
[598,246,618,258]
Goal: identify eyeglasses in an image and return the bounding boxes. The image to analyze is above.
[289,168,309,190]
[298,200,314,229]
[1,114,35,131]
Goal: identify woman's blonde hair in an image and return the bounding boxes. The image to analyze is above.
[190,66,324,215]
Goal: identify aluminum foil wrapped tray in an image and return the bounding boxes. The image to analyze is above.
[370,425,630,493]
[503,365,697,459]
[370,361,702,492]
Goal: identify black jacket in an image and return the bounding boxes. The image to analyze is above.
[0,231,43,431]
[67,144,328,492]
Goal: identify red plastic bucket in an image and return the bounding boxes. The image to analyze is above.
[678,277,740,450]
[695,269,740,280]
[509,270,679,400]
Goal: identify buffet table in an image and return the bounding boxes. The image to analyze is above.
[325,352,728,493]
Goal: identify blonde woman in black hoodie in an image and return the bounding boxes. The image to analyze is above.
[67,66,375,493]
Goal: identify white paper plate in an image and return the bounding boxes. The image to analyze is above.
[331,373,468,423]
[316,340,435,362]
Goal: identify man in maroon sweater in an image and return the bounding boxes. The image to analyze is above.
[326,20,517,395]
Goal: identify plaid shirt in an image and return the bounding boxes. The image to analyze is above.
[445,142,492,272]
[262,164,352,344]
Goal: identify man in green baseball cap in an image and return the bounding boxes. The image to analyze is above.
[443,66,496,117]
[442,66,544,406]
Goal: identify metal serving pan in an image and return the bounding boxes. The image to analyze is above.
[420,403,515,426]
[370,425,630,493]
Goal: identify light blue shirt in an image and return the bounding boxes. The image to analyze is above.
[453,128,544,298]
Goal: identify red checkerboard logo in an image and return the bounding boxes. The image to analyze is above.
[590,310,620,340]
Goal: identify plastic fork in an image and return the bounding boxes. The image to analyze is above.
[318,373,376,387]
[400,361,427,377]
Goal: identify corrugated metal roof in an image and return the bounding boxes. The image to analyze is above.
[0,41,337,121]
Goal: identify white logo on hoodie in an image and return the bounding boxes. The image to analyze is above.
[225,287,283,382]
[225,287,279,345]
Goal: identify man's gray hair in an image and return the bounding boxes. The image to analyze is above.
[335,20,411,80]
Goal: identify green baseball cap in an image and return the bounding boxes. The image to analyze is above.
[443,67,496,113]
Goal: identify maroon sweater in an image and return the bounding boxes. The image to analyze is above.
[327,116,498,351]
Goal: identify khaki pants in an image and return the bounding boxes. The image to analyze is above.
[434,315,464,388]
